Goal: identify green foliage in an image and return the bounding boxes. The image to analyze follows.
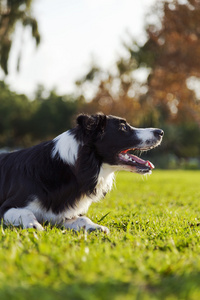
[140,122,200,170]
[0,81,32,146]
[77,0,200,156]
[124,0,200,126]
[0,81,79,147]
[0,171,200,299]
[0,79,200,164]
[30,90,78,141]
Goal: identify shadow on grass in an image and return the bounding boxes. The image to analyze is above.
[0,281,130,300]
[1,272,200,300]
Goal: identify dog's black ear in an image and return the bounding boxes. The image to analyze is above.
[77,113,107,136]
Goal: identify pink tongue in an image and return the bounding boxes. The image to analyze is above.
[130,154,155,169]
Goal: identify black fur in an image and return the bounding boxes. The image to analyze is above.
[0,114,108,218]
[0,113,163,223]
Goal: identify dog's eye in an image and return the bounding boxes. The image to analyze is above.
[120,123,127,131]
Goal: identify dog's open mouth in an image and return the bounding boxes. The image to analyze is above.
[118,149,155,174]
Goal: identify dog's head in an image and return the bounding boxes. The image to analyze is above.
[77,113,164,174]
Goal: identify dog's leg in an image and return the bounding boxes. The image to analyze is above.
[3,208,44,230]
[63,216,109,234]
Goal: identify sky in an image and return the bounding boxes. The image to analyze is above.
[1,0,156,98]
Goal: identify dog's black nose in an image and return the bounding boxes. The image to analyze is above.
[154,129,164,138]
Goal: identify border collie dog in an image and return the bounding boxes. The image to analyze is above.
[0,114,163,233]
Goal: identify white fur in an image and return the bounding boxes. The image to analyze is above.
[135,128,161,149]
[94,163,116,201]
[2,132,160,232]
[4,208,44,230]
[4,206,109,233]
[63,216,109,233]
[52,130,79,165]
[26,197,93,224]
[136,128,155,142]
[2,118,163,233]
[12,163,115,230]
[31,163,114,216]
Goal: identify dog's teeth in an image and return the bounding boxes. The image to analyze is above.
[125,154,129,159]
[145,162,149,167]
[130,157,136,163]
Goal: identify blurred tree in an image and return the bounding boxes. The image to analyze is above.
[0,0,40,74]
[128,0,200,126]
[0,81,79,147]
[78,0,200,128]
[0,80,32,146]
[30,89,79,141]
[76,0,200,160]
[76,61,143,126]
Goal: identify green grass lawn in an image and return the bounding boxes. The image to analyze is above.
[1,170,200,300]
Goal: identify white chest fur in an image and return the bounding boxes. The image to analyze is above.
[26,163,116,224]
[95,163,116,199]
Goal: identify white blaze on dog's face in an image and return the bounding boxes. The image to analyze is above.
[77,114,164,175]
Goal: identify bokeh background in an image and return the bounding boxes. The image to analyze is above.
[0,0,200,169]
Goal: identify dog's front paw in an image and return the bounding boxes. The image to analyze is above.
[25,220,44,231]
[87,224,109,234]
[64,216,109,234]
